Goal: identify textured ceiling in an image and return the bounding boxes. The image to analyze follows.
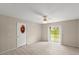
[0,3,79,24]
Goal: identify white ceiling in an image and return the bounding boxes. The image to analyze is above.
[0,3,79,24]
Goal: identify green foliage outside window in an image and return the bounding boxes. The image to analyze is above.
[50,27,59,42]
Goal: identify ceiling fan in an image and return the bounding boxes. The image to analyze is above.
[30,8,49,23]
[43,16,48,23]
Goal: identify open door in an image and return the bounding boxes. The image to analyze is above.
[17,22,26,47]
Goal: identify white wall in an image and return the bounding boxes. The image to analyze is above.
[41,20,78,47]
[0,14,79,54]
[61,20,78,47]
[0,15,41,53]
[0,15,16,53]
[41,24,48,41]
[26,21,41,45]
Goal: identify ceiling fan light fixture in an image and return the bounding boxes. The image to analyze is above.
[43,16,47,21]
[43,16,48,23]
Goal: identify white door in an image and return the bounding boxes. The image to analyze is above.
[17,22,26,47]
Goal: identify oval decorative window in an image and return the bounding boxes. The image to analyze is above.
[20,25,25,33]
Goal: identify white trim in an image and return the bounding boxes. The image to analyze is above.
[48,26,51,43]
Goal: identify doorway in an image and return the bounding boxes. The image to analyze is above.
[17,22,26,47]
[48,26,61,44]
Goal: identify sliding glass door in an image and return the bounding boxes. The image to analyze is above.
[48,26,61,44]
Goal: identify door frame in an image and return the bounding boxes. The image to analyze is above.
[48,25,62,44]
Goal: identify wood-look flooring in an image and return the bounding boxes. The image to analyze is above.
[1,42,79,55]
